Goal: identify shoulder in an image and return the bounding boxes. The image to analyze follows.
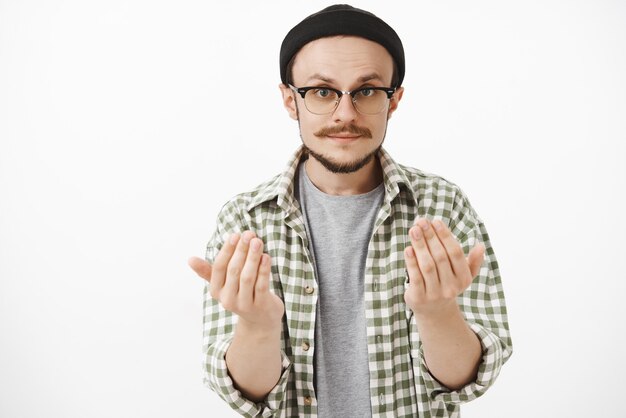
[398,163,467,202]
[215,172,284,220]
[394,162,482,228]
[380,148,468,204]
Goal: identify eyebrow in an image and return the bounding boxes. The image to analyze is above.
[304,72,385,85]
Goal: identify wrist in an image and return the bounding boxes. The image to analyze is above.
[413,300,463,326]
[235,317,282,341]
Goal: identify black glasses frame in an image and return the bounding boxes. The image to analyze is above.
[288,84,397,115]
[289,85,396,100]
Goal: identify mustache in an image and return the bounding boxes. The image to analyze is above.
[314,124,372,138]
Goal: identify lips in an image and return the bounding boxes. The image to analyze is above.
[327,135,361,143]
[328,134,360,139]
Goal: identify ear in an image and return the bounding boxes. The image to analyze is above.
[279,83,298,120]
[387,86,404,120]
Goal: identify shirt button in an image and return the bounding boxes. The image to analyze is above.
[379,392,384,405]
[302,341,310,351]
[373,279,378,291]
[304,396,313,406]
[304,286,314,294]
[376,335,383,345]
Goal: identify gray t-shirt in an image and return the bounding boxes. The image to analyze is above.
[295,160,385,418]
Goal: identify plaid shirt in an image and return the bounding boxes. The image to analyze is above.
[202,146,512,418]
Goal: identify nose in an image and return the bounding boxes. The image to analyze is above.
[332,93,358,123]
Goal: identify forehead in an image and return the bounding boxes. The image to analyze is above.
[291,36,394,85]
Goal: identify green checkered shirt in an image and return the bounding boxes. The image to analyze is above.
[202,146,512,417]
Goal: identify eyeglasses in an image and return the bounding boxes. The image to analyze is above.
[288,84,396,115]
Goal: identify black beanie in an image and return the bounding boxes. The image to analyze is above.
[279,4,405,87]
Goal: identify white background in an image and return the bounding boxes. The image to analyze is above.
[1,1,625,417]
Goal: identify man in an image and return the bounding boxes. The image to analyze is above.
[189,4,512,417]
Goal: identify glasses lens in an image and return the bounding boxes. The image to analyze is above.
[353,89,388,115]
[304,88,339,114]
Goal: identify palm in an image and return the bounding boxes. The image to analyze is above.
[189,232,284,331]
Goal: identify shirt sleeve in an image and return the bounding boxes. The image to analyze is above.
[420,188,513,404]
[201,199,293,417]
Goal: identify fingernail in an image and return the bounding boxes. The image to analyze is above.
[410,226,421,240]
[242,232,252,244]
[418,219,429,231]
[250,239,261,251]
[433,220,443,230]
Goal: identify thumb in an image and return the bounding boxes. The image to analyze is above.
[188,256,212,283]
[467,243,485,279]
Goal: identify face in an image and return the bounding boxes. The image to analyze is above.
[280,36,404,174]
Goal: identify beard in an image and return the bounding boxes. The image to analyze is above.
[295,100,386,174]
[302,143,381,174]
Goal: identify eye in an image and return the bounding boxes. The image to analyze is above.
[357,87,378,98]
[314,88,333,99]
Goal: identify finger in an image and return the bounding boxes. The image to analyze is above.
[238,237,264,304]
[188,256,212,283]
[254,253,272,301]
[211,233,241,294]
[467,243,486,279]
[403,246,424,288]
[403,245,424,308]
[431,219,469,278]
[222,230,256,296]
[415,219,455,285]
[408,223,439,291]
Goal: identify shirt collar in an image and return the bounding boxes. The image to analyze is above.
[246,145,418,215]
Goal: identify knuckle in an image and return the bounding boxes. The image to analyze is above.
[433,251,448,264]
[423,227,435,238]
[404,251,417,265]
[256,279,268,293]
[240,271,255,285]
[234,245,247,257]
[235,239,248,251]
[259,262,270,276]
[238,231,256,248]
[226,264,241,279]
[220,295,236,312]
[436,222,449,235]
[449,246,464,259]
[421,260,436,274]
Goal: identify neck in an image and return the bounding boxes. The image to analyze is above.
[304,155,383,196]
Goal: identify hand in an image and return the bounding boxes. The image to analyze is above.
[188,230,284,331]
[403,218,485,318]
